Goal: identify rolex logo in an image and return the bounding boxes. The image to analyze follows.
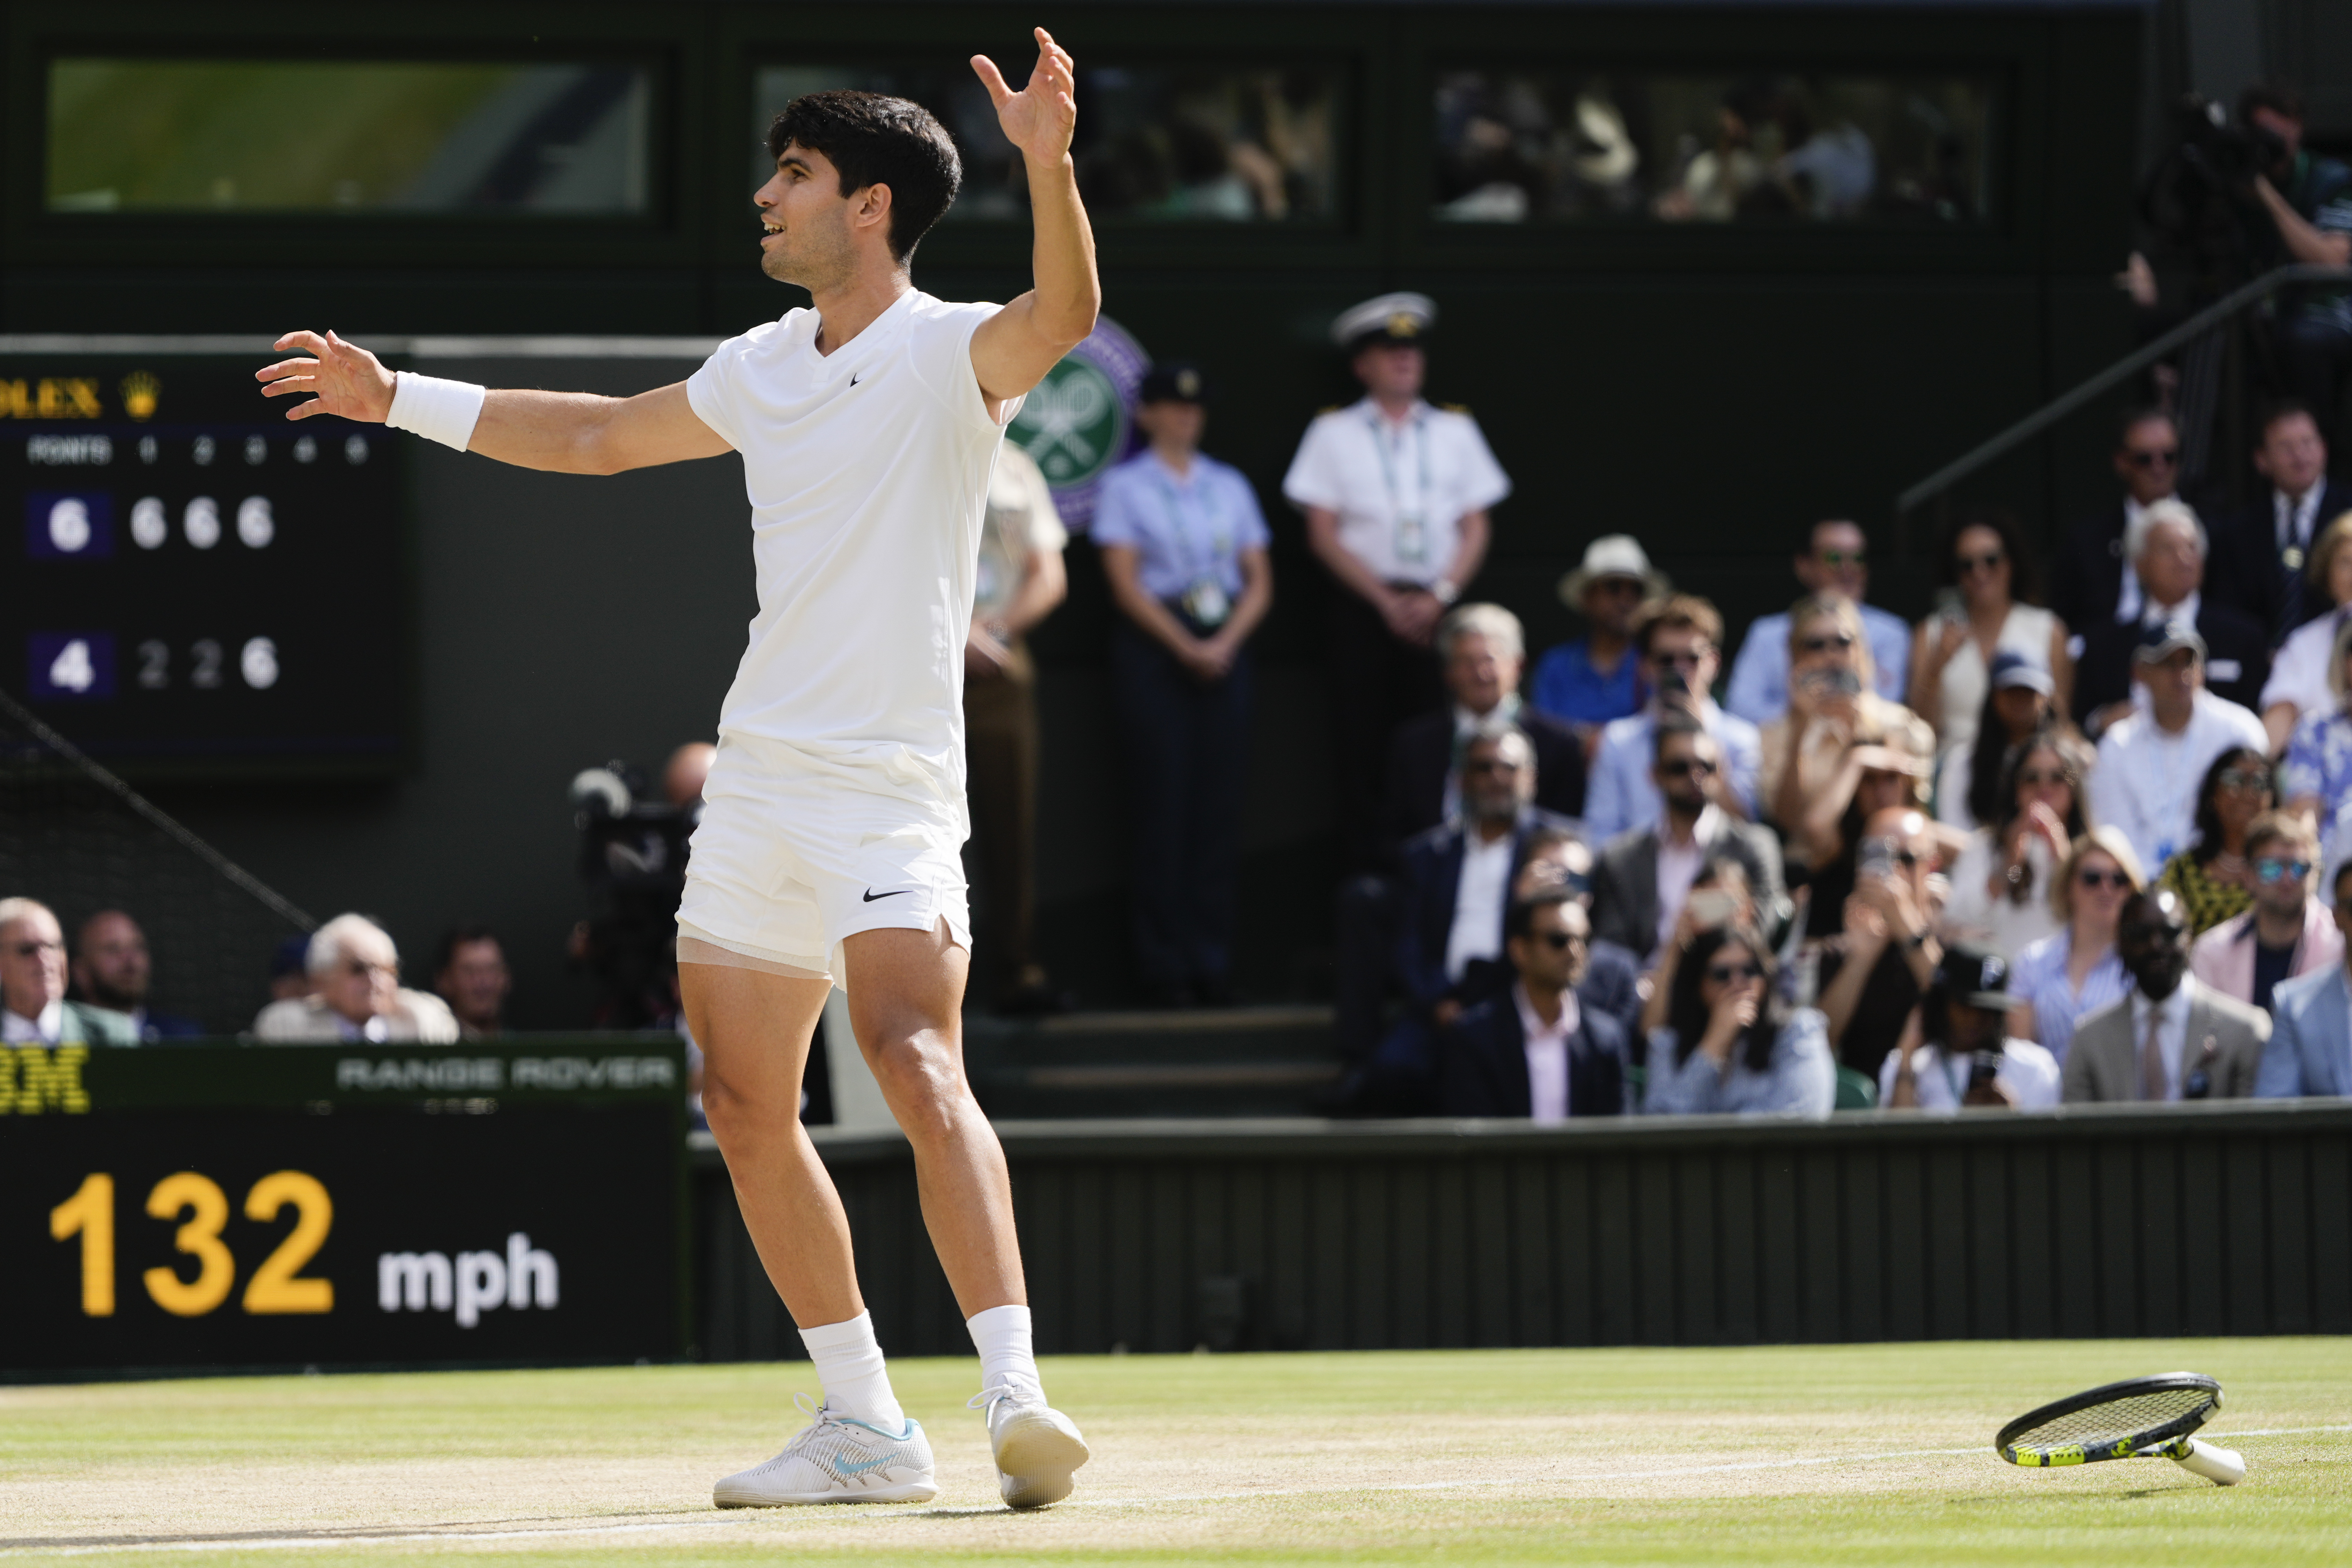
[121,371,160,421]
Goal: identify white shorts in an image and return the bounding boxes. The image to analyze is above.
[674,732,971,988]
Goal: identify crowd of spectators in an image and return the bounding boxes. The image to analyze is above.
[1297,277,2352,1122]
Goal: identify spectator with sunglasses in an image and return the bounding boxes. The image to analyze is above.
[1939,732,2093,960]
[2191,813,2343,1015]
[1438,890,1631,1119]
[1724,520,1912,728]
[1635,854,1760,1049]
[1909,510,2071,748]
[252,913,458,1043]
[2062,888,2269,1103]
[1760,593,1933,841]
[2154,747,2276,936]
[2072,502,2269,728]
[1591,720,1782,966]
[1639,923,1834,1118]
[1584,595,1761,842]
[2005,828,2144,1065]
[2050,409,2184,638]
[1816,807,1946,1081]
[1506,830,1644,1048]
[1531,535,1666,750]
[2255,860,2352,1097]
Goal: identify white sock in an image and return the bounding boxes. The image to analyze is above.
[799,1311,905,1432]
[967,1303,1043,1404]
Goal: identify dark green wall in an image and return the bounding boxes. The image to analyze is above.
[0,2,2151,1016]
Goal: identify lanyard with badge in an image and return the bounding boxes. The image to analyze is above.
[1159,466,1235,629]
[1368,407,1432,570]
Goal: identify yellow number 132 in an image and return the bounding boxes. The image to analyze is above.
[49,1170,335,1318]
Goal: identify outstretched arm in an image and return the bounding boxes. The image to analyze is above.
[968,28,1101,408]
[257,331,730,474]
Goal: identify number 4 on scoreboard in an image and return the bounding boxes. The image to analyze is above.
[48,1170,336,1317]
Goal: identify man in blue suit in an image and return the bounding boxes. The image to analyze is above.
[2257,860,2352,1097]
[1440,890,1629,1118]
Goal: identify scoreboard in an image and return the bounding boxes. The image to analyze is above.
[0,350,406,770]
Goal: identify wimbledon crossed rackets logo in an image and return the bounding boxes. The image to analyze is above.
[1011,356,1126,487]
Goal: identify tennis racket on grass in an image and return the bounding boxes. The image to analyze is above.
[1996,1373,2244,1485]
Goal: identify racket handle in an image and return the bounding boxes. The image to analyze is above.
[2173,1438,2245,1486]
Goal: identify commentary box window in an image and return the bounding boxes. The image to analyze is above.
[1431,68,1998,225]
[45,59,652,215]
[752,61,1342,224]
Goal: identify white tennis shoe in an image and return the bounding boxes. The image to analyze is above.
[713,1392,938,1507]
[970,1384,1090,1509]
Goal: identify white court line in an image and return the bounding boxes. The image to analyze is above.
[10,1424,2346,1558]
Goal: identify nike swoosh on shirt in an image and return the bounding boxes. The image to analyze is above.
[862,888,909,902]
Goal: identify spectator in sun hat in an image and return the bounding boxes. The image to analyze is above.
[1284,291,1512,868]
[1531,534,1665,749]
[1725,519,1911,728]
[1095,358,1273,1006]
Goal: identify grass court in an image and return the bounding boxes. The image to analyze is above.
[4,1338,2347,1566]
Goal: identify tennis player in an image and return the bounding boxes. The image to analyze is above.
[258,30,1099,1511]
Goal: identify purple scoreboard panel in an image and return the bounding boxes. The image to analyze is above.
[1,351,405,770]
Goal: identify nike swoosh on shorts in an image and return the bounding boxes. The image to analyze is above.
[862,888,909,902]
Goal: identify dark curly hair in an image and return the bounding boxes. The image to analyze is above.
[766,90,962,260]
[1988,734,2089,905]
[1662,924,1786,1075]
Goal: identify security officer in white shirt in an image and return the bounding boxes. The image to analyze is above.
[1283,293,1513,866]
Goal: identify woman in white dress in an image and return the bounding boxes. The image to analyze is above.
[2258,510,2352,753]
[1908,511,2073,753]
[1938,731,2094,961]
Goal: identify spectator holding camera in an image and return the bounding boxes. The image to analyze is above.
[1789,734,1932,939]
[1590,720,1782,966]
[1725,519,1912,727]
[1816,807,1945,1081]
[2240,86,2352,418]
[2006,828,2144,1065]
[1635,854,1760,1048]
[1939,732,2092,960]
[253,914,458,1043]
[1095,361,1272,1006]
[1639,923,1834,1118]
[2190,812,2343,1014]
[2255,860,2352,1096]
[1759,592,1932,839]
[0,898,137,1045]
[2060,888,2268,1102]
[1584,595,1760,840]
[1438,890,1630,1120]
[1881,944,2060,1112]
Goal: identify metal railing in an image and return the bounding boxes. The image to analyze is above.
[1896,262,2352,517]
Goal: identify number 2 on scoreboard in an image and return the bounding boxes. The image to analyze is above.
[47,1170,336,1317]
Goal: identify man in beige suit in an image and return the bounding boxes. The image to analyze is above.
[2063,889,2268,1102]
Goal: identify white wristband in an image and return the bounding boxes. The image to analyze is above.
[385,371,487,452]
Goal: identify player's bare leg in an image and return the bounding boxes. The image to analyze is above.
[839,924,1021,1312]
[688,962,936,1506]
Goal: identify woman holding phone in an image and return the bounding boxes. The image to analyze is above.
[1640,924,1835,1117]
[1939,732,2094,960]
[1761,592,1933,837]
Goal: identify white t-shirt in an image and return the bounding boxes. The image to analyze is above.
[1877,1036,2061,1111]
[1281,397,1510,584]
[2087,689,2269,874]
[686,290,1021,803]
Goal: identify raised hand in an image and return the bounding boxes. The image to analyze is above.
[971,27,1078,167]
[256,331,396,423]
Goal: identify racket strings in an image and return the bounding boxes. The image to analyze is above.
[2009,1389,2213,1451]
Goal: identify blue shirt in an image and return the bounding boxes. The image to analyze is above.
[1640,1009,1835,1117]
[1530,638,1642,729]
[1723,603,1913,728]
[1092,450,1270,602]
[2009,927,2133,1068]
[1583,703,1763,841]
[2283,709,2352,848]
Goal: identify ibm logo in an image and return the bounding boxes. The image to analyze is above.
[377,1233,559,1328]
